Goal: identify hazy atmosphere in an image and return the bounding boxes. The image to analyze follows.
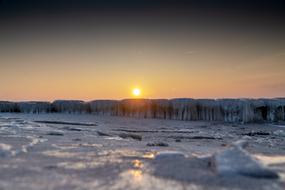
[0,0,285,101]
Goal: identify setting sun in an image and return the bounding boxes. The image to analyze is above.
[132,88,141,97]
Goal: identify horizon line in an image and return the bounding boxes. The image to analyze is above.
[1,97,285,103]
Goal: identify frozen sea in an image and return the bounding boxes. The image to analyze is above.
[0,113,284,190]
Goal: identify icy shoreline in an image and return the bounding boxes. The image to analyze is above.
[0,113,284,190]
[1,98,285,123]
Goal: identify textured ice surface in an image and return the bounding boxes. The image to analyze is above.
[0,113,284,190]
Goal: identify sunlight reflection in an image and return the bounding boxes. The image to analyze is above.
[254,154,285,165]
[129,159,144,182]
[42,150,79,158]
[142,152,156,159]
[133,159,144,168]
[130,169,143,180]
[255,154,285,182]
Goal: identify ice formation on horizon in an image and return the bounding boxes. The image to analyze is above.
[0,98,285,123]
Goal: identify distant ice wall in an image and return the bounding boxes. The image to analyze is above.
[52,100,87,113]
[1,98,285,123]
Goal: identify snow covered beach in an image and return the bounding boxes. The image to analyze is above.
[0,113,284,190]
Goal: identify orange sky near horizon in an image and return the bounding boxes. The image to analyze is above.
[0,41,284,101]
[0,1,285,101]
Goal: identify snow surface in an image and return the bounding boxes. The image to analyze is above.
[0,113,284,190]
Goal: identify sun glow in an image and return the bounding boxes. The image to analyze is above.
[132,88,141,97]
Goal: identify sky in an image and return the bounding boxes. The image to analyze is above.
[0,0,285,101]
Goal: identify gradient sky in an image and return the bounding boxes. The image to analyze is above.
[0,0,285,101]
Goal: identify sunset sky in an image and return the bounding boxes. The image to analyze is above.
[0,0,285,101]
